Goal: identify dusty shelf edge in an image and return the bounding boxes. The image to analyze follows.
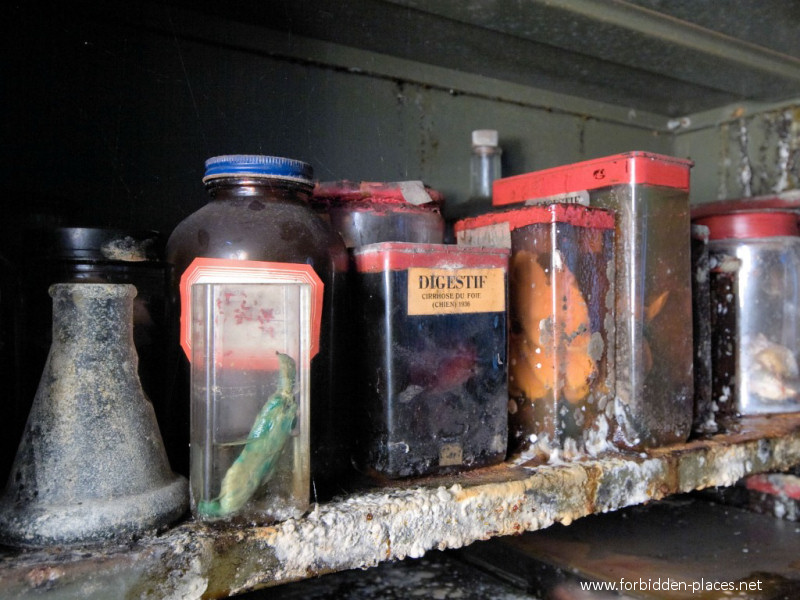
[2,414,800,599]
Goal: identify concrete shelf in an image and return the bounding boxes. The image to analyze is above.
[2,414,800,599]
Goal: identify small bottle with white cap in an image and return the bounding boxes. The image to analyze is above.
[468,129,502,215]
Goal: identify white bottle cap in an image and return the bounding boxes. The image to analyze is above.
[472,129,498,148]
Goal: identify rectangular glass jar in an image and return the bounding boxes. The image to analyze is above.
[456,204,615,456]
[493,152,694,450]
[181,259,323,522]
[350,242,508,479]
[698,211,800,416]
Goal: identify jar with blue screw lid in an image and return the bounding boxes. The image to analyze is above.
[167,155,349,520]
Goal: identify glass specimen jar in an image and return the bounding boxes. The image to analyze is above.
[182,267,321,522]
[695,211,800,416]
[493,152,694,450]
[167,154,348,505]
[311,180,444,248]
[455,203,615,456]
[350,242,508,479]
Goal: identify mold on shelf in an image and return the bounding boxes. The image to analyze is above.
[2,414,800,599]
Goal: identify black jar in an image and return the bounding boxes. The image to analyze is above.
[13,228,173,474]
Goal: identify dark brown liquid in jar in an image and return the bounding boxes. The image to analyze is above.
[166,156,349,499]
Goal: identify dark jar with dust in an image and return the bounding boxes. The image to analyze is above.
[350,242,509,479]
[167,155,349,500]
[690,224,717,435]
[311,180,445,248]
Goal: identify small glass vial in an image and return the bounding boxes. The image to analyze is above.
[311,180,445,248]
[351,242,509,478]
[449,130,503,221]
[167,155,348,513]
[696,211,800,416]
[493,152,694,450]
[469,130,502,205]
[456,204,615,456]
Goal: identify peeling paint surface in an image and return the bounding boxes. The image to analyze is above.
[1,414,800,598]
[713,105,800,201]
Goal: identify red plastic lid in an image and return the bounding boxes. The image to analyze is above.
[352,242,509,272]
[493,151,693,207]
[690,190,800,220]
[453,203,614,234]
[695,211,800,240]
[312,180,443,210]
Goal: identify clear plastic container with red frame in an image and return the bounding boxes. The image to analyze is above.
[350,242,508,479]
[311,180,445,248]
[455,204,615,456]
[492,152,694,450]
[694,211,800,416]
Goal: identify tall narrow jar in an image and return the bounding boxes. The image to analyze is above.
[167,155,348,514]
[493,152,694,450]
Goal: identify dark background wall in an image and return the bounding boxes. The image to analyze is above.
[4,0,672,242]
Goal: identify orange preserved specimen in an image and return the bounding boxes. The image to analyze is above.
[509,250,594,405]
[455,203,615,455]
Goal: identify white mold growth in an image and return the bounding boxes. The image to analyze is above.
[4,416,800,598]
[159,556,208,600]
[259,463,599,585]
[100,236,151,262]
[717,104,800,199]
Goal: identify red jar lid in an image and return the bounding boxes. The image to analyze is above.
[312,180,443,211]
[352,242,509,272]
[493,151,693,207]
[454,202,614,234]
[695,211,800,240]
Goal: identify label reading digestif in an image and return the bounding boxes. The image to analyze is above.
[407,267,505,315]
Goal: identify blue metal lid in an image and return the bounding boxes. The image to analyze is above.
[202,155,313,184]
